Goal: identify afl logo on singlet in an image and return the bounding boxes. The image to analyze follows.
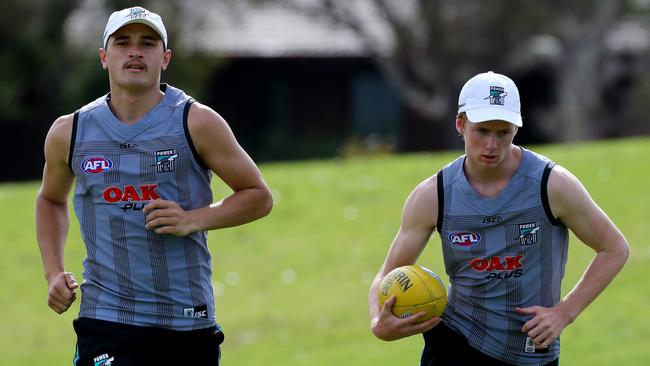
[448,232,481,247]
[81,156,113,174]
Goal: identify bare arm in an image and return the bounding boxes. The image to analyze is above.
[369,175,441,341]
[144,102,273,235]
[35,114,79,314]
[518,165,629,348]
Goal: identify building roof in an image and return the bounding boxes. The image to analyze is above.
[65,0,648,58]
[65,0,392,57]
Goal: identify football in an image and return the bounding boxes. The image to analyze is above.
[378,265,447,321]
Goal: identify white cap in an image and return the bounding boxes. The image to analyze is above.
[103,7,168,49]
[458,71,522,127]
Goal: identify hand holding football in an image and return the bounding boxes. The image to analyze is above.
[378,265,447,322]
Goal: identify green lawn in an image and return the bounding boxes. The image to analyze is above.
[1,137,648,365]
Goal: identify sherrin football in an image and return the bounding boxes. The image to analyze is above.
[378,265,447,321]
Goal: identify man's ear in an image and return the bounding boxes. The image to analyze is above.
[99,48,108,70]
[161,49,172,71]
[455,114,465,135]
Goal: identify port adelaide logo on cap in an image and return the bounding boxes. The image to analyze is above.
[484,86,507,106]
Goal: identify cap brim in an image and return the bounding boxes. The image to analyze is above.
[104,19,166,48]
[465,108,522,127]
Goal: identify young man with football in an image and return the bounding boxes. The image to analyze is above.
[368,71,629,365]
[35,6,272,366]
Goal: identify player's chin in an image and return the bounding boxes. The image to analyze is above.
[117,77,157,91]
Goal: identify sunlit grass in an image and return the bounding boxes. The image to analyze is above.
[1,137,648,365]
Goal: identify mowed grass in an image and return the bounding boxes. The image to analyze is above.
[0,137,648,366]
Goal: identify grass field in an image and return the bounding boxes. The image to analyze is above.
[1,137,648,365]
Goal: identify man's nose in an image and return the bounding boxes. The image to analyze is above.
[485,134,497,149]
[128,45,144,57]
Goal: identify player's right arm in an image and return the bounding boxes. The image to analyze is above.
[369,175,441,341]
[35,114,79,314]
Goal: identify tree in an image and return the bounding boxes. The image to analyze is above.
[0,0,80,125]
[0,0,80,180]
[251,0,649,142]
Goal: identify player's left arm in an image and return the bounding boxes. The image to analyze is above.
[144,102,273,235]
[517,165,629,348]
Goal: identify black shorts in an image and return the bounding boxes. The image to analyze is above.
[72,317,224,366]
[420,322,558,366]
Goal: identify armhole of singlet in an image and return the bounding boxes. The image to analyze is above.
[436,170,444,234]
[67,110,79,172]
[541,161,562,226]
[182,98,210,170]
